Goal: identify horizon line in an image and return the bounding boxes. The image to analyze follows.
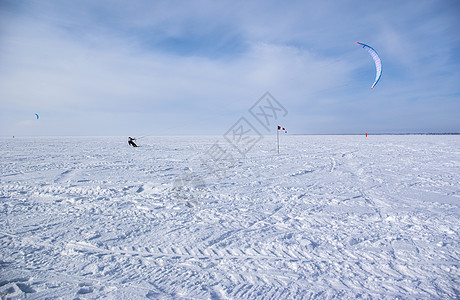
[2,132,460,138]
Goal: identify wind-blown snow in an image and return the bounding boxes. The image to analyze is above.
[1,135,459,299]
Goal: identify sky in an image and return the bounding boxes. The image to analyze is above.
[0,0,459,136]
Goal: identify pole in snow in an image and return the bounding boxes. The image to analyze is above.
[277,126,280,154]
[277,125,287,154]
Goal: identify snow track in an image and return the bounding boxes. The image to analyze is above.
[0,135,459,298]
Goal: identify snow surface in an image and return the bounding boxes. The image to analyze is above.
[0,135,459,299]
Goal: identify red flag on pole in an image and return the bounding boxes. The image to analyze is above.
[277,125,288,153]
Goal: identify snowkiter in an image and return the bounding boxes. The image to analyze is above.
[128,137,138,147]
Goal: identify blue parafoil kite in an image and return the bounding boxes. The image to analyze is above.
[35,113,39,119]
[356,42,382,89]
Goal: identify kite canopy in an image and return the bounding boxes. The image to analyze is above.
[356,42,382,89]
[35,113,39,119]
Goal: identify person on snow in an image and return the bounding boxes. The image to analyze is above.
[128,137,138,147]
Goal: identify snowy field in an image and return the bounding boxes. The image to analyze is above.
[0,135,459,299]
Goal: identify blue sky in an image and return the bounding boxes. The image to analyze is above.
[1,0,459,136]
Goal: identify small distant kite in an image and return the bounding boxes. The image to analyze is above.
[356,42,382,89]
[35,113,39,119]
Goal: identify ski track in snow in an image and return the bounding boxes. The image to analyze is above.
[0,135,459,299]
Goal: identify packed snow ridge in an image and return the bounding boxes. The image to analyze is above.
[0,135,459,299]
